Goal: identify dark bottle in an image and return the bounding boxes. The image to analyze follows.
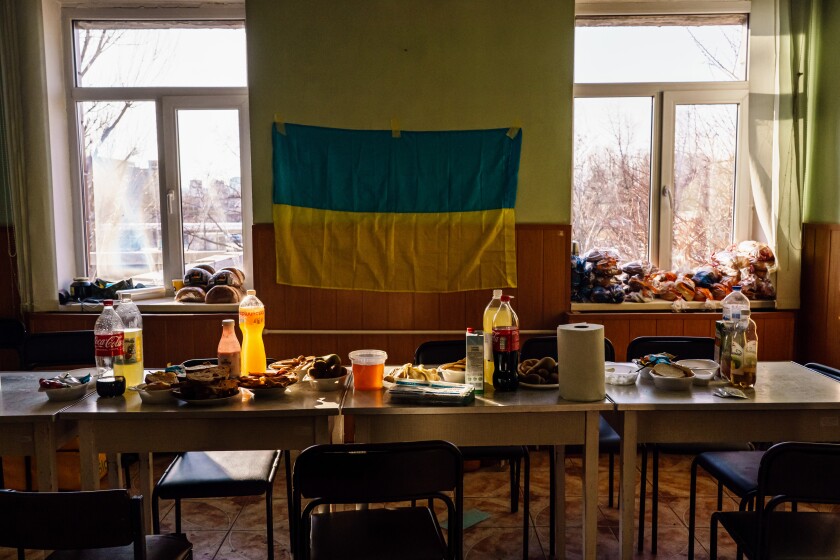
[492,295,519,391]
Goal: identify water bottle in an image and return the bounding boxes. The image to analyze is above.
[115,293,144,387]
[239,289,267,375]
[94,300,125,377]
[492,295,519,391]
[722,286,750,329]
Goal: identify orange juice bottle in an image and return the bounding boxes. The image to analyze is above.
[239,289,266,375]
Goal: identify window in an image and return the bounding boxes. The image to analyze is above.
[65,13,250,287]
[572,13,750,272]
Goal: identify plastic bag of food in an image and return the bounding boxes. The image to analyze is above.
[691,265,722,288]
[582,248,621,263]
[621,260,655,277]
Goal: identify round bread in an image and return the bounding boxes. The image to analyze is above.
[184,267,212,288]
[222,267,246,286]
[205,285,242,304]
[175,286,206,302]
[194,264,216,275]
[210,270,244,290]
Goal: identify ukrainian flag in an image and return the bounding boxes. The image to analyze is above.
[272,123,521,292]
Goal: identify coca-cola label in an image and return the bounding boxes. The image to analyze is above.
[492,326,520,352]
[95,333,125,357]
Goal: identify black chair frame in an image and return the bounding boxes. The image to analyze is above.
[292,441,463,560]
[710,441,840,559]
[804,362,840,381]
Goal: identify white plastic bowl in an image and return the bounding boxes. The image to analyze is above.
[43,383,88,402]
[676,359,720,385]
[309,372,349,392]
[649,363,695,391]
[605,363,639,386]
[131,383,176,404]
[438,368,466,384]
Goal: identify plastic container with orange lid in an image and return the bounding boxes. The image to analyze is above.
[349,350,388,390]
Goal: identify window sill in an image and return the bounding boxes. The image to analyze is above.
[59,297,239,313]
[570,300,776,312]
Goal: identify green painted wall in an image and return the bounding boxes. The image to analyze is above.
[246,0,574,225]
[806,0,840,223]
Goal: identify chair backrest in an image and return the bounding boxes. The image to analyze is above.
[414,340,464,365]
[0,489,144,557]
[22,330,96,370]
[521,335,615,362]
[804,362,840,382]
[293,440,463,559]
[626,336,715,361]
[758,441,840,507]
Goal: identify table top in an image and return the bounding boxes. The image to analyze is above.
[606,361,840,411]
[60,378,345,420]
[0,372,95,422]
[343,379,613,415]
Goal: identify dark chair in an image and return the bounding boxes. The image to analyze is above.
[521,335,621,508]
[415,340,531,558]
[292,441,463,560]
[804,362,840,381]
[22,330,96,370]
[710,442,840,559]
[626,336,751,554]
[153,450,287,560]
[0,488,192,559]
[0,318,26,368]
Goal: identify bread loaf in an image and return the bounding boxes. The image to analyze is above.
[184,267,212,288]
[210,269,244,291]
[205,285,242,304]
[194,264,216,275]
[175,286,206,302]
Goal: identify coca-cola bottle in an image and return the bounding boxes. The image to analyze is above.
[94,300,125,377]
[492,295,519,391]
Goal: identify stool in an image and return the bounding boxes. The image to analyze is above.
[152,450,288,560]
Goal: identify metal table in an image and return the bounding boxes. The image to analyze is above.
[343,380,612,560]
[605,361,840,559]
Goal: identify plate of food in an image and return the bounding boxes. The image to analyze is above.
[437,358,466,384]
[238,368,297,397]
[38,368,96,401]
[171,388,242,406]
[130,382,176,404]
[516,357,559,388]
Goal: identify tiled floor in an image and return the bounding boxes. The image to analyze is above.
[0,449,770,559]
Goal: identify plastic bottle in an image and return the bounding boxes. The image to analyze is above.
[239,289,266,375]
[94,300,125,378]
[114,293,144,387]
[722,286,750,329]
[730,312,758,388]
[218,319,242,378]
[492,295,519,391]
[483,290,503,388]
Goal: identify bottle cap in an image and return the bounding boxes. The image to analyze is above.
[103,299,114,306]
[733,286,741,291]
[500,295,511,302]
[73,276,90,282]
[246,289,256,295]
[467,327,474,333]
[493,289,502,298]
[222,319,234,326]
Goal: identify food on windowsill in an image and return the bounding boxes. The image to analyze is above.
[571,241,776,304]
[205,285,242,304]
[175,286,206,302]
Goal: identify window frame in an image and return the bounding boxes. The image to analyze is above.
[61,6,251,288]
[572,8,751,272]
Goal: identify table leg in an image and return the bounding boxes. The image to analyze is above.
[107,453,123,489]
[78,421,100,490]
[33,423,58,492]
[138,452,154,533]
[582,411,599,560]
[553,444,565,559]
[618,412,637,560]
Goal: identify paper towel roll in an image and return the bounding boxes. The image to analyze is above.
[557,323,606,402]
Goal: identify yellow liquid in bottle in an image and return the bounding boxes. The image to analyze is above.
[114,328,144,387]
[239,307,266,375]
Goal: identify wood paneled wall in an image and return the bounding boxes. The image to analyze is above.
[567,311,796,362]
[800,223,840,367]
[251,223,570,363]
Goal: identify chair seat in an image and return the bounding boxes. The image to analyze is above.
[47,534,192,560]
[309,507,447,560]
[697,451,763,497]
[156,450,279,499]
[459,445,527,460]
[717,511,840,559]
[599,417,620,450]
